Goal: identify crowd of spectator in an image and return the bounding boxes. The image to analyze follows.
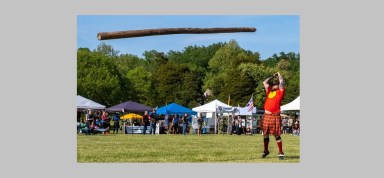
[77,109,300,136]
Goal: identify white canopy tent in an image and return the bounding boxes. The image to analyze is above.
[235,107,256,116]
[192,99,236,134]
[192,99,233,113]
[281,96,300,111]
[76,95,106,110]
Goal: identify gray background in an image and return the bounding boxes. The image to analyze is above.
[1,0,382,177]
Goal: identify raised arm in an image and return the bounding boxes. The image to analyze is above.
[263,75,274,90]
[263,73,278,90]
[277,72,284,89]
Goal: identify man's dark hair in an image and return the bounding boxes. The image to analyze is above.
[269,78,280,86]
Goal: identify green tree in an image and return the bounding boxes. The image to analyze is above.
[114,54,146,76]
[126,67,153,106]
[204,40,261,105]
[152,62,185,106]
[77,42,299,110]
[179,68,204,108]
[143,50,168,73]
[167,42,224,70]
[263,52,300,71]
[94,42,119,57]
[77,47,128,107]
[151,62,205,108]
[238,63,276,107]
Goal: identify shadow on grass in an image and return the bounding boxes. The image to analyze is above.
[284,155,300,159]
[246,155,300,162]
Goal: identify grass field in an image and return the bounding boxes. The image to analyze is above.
[77,133,300,163]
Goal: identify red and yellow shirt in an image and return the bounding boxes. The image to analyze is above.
[264,88,285,113]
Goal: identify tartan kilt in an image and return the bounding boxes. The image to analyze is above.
[262,114,281,136]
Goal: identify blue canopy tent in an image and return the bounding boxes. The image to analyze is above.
[156,103,197,116]
[156,103,196,128]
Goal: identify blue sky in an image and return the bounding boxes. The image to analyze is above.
[77,15,299,60]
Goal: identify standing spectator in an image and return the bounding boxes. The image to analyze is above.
[228,115,234,135]
[100,112,105,128]
[149,109,157,135]
[168,115,173,134]
[155,121,161,135]
[261,72,286,160]
[101,111,109,135]
[86,109,93,126]
[258,116,262,135]
[105,112,110,133]
[113,113,120,134]
[240,117,246,135]
[222,117,228,134]
[235,116,239,135]
[173,114,180,134]
[216,116,221,134]
[255,117,260,134]
[246,117,252,135]
[293,121,300,136]
[282,116,288,134]
[165,115,170,134]
[288,116,294,134]
[181,113,189,135]
[202,118,206,134]
[236,116,242,135]
[142,111,150,135]
[197,113,203,136]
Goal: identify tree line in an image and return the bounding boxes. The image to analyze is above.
[77,40,300,109]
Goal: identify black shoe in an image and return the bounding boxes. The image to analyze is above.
[262,151,270,158]
[279,152,284,160]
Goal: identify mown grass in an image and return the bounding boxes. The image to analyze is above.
[77,133,300,163]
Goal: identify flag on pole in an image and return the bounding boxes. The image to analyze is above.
[228,95,230,105]
[246,94,254,112]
